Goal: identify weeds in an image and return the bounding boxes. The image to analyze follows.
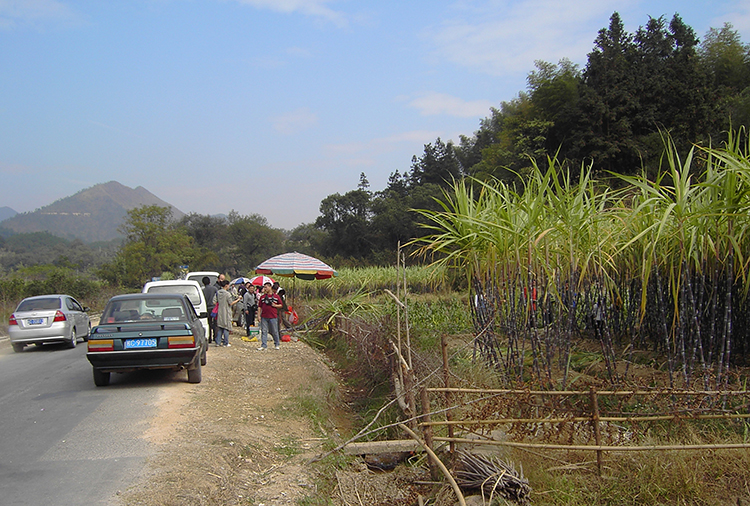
[274,436,301,458]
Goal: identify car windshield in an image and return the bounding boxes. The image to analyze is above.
[101,297,187,323]
[146,284,201,305]
[17,297,61,311]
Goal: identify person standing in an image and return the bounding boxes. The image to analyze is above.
[229,280,244,327]
[201,276,218,343]
[258,282,282,350]
[272,282,292,330]
[243,282,258,336]
[213,273,226,293]
[213,279,241,347]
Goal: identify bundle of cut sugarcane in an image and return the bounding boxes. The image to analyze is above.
[455,451,531,505]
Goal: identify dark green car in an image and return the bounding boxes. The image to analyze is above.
[86,293,207,387]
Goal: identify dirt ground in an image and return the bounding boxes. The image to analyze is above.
[119,327,346,506]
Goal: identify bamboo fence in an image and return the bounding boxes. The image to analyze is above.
[421,384,750,475]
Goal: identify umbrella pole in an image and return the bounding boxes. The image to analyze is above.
[292,276,296,314]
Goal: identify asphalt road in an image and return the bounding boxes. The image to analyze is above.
[0,338,179,505]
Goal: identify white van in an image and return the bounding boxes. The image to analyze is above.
[142,280,209,336]
[186,271,220,286]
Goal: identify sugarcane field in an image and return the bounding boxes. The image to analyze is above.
[283,135,750,505]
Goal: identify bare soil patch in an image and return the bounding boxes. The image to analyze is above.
[118,328,345,506]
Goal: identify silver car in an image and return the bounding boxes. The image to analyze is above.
[8,295,91,352]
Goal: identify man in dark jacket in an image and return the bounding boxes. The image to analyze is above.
[202,276,218,343]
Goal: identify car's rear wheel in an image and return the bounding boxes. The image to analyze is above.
[200,345,207,366]
[93,369,110,387]
[68,327,77,348]
[187,360,202,384]
[11,343,24,353]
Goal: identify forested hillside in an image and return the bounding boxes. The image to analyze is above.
[310,13,750,264]
[0,181,184,242]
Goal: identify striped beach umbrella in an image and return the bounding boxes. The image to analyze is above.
[254,252,337,280]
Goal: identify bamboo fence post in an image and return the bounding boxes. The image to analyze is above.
[396,242,401,345]
[396,243,403,389]
[405,368,417,429]
[441,333,455,457]
[421,386,440,481]
[402,250,413,370]
[590,386,603,476]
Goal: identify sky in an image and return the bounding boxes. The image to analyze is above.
[1,0,749,231]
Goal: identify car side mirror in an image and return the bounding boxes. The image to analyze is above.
[83,307,91,312]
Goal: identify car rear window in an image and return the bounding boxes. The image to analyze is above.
[187,274,217,285]
[101,297,187,323]
[146,284,202,306]
[17,297,61,311]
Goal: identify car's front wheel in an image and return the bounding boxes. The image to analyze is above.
[187,360,202,384]
[93,369,110,387]
[67,327,77,348]
[84,322,91,342]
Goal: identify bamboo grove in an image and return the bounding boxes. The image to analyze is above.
[414,133,750,390]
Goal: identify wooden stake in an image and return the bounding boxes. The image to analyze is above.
[421,386,440,481]
[441,333,455,457]
[590,386,603,476]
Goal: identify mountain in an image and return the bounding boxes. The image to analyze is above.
[0,206,17,222]
[0,181,185,242]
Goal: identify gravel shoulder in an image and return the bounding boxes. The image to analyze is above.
[119,327,346,506]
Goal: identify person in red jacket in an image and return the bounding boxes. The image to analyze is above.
[258,282,283,350]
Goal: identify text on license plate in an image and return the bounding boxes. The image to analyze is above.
[28,318,45,325]
[125,338,157,349]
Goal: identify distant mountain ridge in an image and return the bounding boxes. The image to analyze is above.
[0,181,184,242]
[0,206,17,222]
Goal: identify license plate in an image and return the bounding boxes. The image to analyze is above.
[124,338,157,349]
[28,318,45,325]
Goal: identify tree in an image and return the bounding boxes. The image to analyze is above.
[358,172,371,192]
[410,138,462,186]
[100,205,196,287]
[287,222,328,257]
[369,182,444,261]
[662,14,713,147]
[315,189,374,259]
[527,58,582,156]
[222,212,285,275]
[180,213,227,250]
[575,12,641,174]
[699,23,750,92]
[456,109,504,172]
[700,23,750,136]
[465,95,552,181]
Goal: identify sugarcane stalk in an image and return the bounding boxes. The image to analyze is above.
[679,261,690,387]
[655,269,675,388]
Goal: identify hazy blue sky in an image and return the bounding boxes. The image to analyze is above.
[2,0,748,230]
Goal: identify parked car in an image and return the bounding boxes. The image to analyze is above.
[86,293,207,387]
[142,279,209,336]
[8,294,91,352]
